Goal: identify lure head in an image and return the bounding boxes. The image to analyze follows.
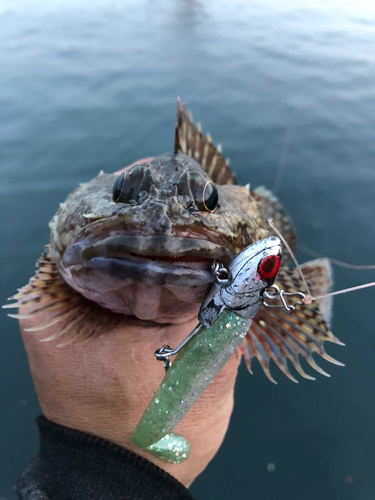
[221,236,282,315]
[199,236,282,326]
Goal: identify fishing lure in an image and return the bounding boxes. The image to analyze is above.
[130,236,282,463]
[131,221,375,464]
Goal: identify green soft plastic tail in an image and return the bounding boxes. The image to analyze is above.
[130,309,252,463]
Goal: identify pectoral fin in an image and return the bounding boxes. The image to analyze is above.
[3,247,120,345]
[239,259,344,383]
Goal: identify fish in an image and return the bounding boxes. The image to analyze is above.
[4,99,344,383]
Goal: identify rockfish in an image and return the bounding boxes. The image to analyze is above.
[5,101,343,383]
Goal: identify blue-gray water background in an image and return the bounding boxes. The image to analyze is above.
[1,1,375,498]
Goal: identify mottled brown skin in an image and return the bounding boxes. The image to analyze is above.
[50,152,268,323]
[52,153,264,260]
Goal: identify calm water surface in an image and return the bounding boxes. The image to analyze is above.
[1,1,375,499]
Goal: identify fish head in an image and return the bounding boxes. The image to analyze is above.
[50,152,267,324]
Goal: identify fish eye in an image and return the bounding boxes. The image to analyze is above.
[194,181,219,213]
[258,255,280,282]
[113,166,144,203]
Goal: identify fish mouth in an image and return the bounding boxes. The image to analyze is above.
[62,235,234,287]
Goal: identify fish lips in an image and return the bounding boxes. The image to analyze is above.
[62,235,234,287]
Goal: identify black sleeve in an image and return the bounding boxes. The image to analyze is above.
[17,416,195,500]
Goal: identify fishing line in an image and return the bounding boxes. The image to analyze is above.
[267,218,312,301]
[272,104,297,194]
[313,281,375,301]
[299,243,375,270]
[272,127,291,194]
[267,218,375,307]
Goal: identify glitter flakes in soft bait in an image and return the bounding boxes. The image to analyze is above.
[130,237,282,462]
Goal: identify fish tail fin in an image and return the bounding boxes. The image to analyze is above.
[240,259,344,383]
[174,98,236,185]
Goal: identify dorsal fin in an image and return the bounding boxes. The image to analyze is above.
[252,186,297,263]
[174,99,236,185]
[299,258,333,327]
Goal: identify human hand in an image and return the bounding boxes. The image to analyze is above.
[18,159,242,488]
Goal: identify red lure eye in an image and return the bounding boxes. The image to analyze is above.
[258,255,280,282]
